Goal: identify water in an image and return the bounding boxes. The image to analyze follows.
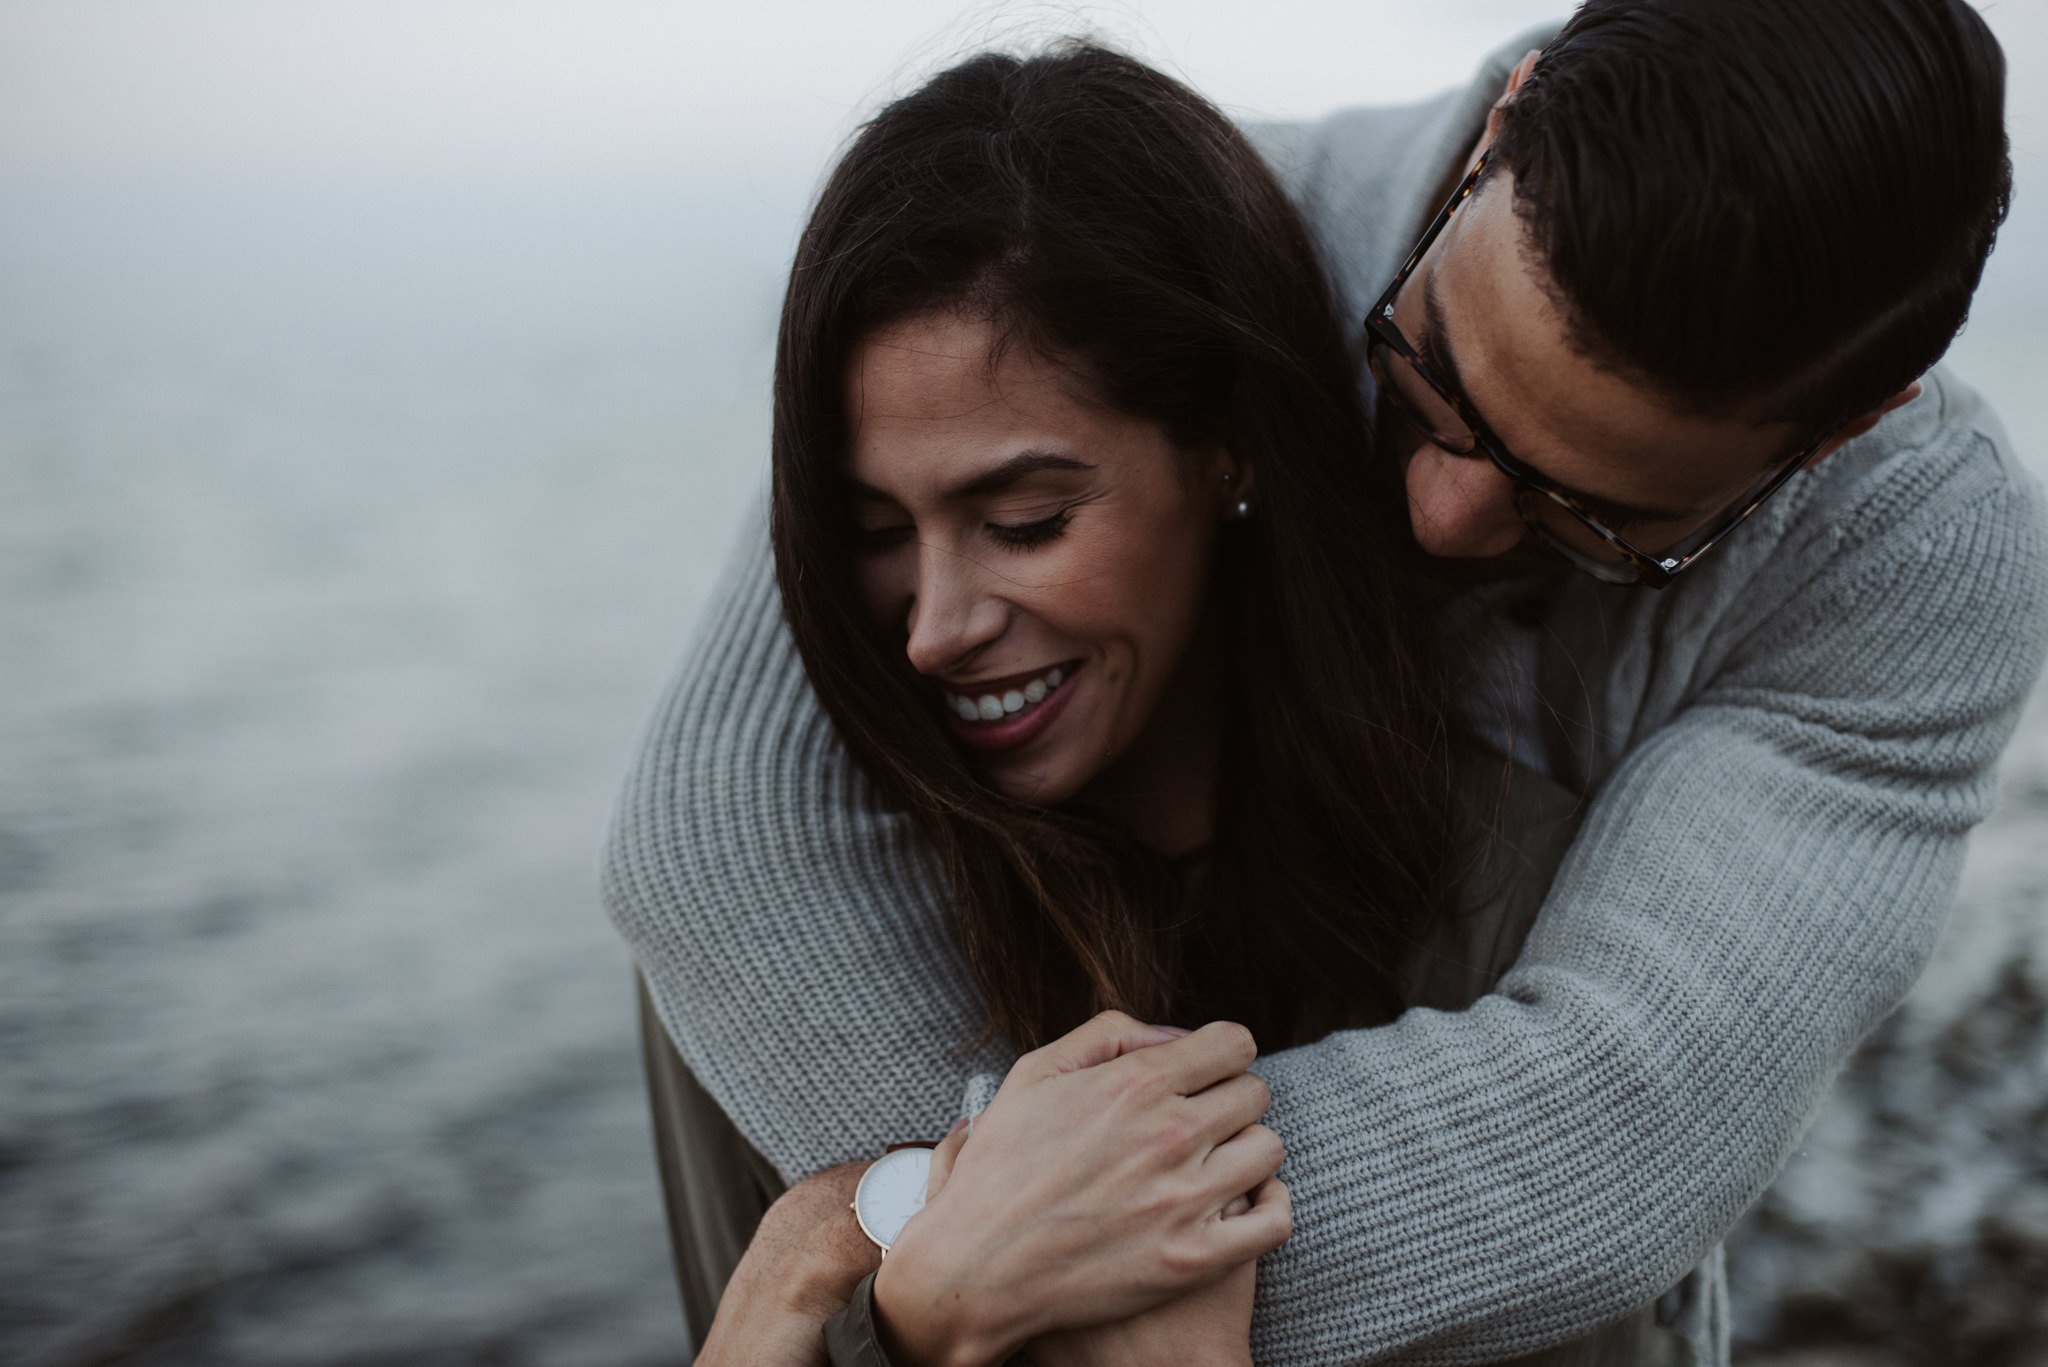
[4,233,2047,1365]
[0,245,784,1365]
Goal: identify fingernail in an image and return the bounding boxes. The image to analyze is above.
[1152,1024,1192,1037]
[948,1117,968,1134]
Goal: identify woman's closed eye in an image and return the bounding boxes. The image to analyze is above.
[986,508,1073,550]
[851,495,1082,554]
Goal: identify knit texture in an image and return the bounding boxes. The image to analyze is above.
[603,30,2048,1365]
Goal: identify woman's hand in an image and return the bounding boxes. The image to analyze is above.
[697,1161,880,1367]
[872,1011,1291,1367]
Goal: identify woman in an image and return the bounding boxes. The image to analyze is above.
[635,40,1678,1367]
[772,41,1455,1066]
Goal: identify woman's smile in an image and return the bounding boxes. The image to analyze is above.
[942,661,1080,750]
[844,310,1239,807]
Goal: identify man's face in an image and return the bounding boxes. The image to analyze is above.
[1382,168,1811,574]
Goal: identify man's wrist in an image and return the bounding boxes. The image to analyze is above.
[779,1243,879,1321]
[870,1244,1017,1367]
[738,1162,882,1320]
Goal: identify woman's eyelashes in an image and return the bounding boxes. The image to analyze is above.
[986,507,1073,550]
[855,509,1076,553]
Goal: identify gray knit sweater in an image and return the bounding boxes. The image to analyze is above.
[603,30,2048,1366]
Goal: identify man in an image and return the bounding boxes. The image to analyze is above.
[606,0,2045,1360]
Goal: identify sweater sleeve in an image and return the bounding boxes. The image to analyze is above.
[603,523,1011,1183]
[1245,446,2048,1363]
[606,436,2046,1360]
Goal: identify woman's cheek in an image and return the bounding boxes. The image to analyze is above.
[1028,536,1132,627]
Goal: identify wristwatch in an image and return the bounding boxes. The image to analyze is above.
[850,1143,936,1253]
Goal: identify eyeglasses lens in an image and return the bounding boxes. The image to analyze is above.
[1368,343,1476,455]
[1514,490,1646,583]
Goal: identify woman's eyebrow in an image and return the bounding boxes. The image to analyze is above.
[845,479,903,507]
[945,451,1095,501]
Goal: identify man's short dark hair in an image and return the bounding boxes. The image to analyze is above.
[1491,0,2010,429]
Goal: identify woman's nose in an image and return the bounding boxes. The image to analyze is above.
[1403,441,1527,560]
[902,542,1009,676]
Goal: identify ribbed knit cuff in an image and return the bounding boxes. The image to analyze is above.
[823,1272,895,1367]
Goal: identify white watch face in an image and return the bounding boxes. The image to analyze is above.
[852,1146,933,1250]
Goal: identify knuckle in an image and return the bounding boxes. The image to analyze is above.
[1157,1237,1207,1282]
[1234,1126,1281,1173]
[1122,1046,1171,1093]
[1218,1020,1257,1062]
[1147,1109,1199,1157]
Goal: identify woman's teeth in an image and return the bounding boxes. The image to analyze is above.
[947,667,1067,724]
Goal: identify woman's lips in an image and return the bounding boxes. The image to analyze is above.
[943,663,1082,752]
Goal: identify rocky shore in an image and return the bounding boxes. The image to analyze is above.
[1730,687,2048,1364]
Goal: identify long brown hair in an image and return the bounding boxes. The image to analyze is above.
[772,44,1457,1052]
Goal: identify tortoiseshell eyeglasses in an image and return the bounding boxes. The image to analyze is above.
[1363,149,1834,590]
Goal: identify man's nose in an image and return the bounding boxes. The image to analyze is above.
[1403,441,1528,560]
[903,542,1009,676]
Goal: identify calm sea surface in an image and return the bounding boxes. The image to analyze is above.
[3,235,2045,1365]
[0,244,781,1365]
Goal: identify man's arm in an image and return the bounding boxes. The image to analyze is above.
[606,423,2046,1362]
[606,524,1008,1178]
[1242,411,2048,1360]
[697,1163,879,1367]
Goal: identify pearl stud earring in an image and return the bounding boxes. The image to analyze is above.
[1223,471,1252,519]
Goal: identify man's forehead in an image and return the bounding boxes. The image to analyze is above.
[1426,176,1799,514]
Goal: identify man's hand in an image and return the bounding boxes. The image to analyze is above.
[697,1161,881,1367]
[872,1012,1291,1367]
[1026,1252,1260,1367]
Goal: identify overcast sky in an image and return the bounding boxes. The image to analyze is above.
[0,0,2041,317]
[1,3,2039,208]
[0,3,1605,183]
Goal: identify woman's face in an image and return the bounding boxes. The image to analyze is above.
[846,311,1237,807]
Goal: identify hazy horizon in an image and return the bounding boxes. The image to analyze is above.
[3,2,2042,292]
